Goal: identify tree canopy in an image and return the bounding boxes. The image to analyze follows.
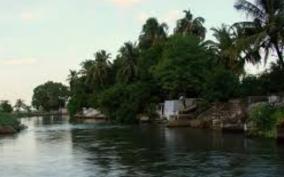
[64,4,284,123]
[0,100,13,113]
[32,81,69,111]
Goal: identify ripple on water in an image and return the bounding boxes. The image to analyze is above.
[1,117,284,177]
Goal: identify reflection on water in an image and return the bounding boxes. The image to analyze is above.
[0,116,284,177]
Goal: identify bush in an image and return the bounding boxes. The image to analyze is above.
[97,82,158,123]
[249,104,276,131]
[0,113,20,127]
[271,107,284,125]
[248,104,284,138]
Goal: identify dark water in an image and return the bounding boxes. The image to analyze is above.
[0,116,284,177]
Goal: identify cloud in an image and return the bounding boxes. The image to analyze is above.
[162,10,182,24]
[19,11,39,22]
[108,0,141,6]
[1,58,37,65]
[137,12,150,23]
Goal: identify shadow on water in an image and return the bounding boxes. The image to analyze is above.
[71,124,284,177]
[1,116,284,177]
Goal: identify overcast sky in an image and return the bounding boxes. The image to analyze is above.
[0,0,256,104]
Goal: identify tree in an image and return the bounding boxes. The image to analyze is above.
[202,67,240,101]
[116,42,139,83]
[207,25,245,75]
[32,81,69,111]
[139,18,168,49]
[79,59,96,77]
[14,99,26,112]
[0,100,13,113]
[83,50,112,89]
[174,10,206,40]
[154,35,214,99]
[234,0,284,68]
[67,70,78,92]
[97,82,158,123]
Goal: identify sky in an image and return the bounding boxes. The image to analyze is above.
[0,0,257,104]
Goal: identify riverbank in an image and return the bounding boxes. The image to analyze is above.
[165,96,284,139]
[0,113,25,134]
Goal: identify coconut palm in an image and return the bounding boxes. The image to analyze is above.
[67,70,79,91]
[139,18,168,49]
[208,25,245,75]
[117,42,139,83]
[79,59,96,77]
[174,10,206,40]
[234,0,284,68]
[207,24,261,75]
[14,99,26,112]
[92,50,112,88]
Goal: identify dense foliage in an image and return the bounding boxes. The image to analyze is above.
[65,1,284,124]
[0,101,13,113]
[249,104,284,138]
[32,81,69,112]
[0,113,19,127]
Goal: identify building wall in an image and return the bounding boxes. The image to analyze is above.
[164,100,181,120]
[163,98,198,120]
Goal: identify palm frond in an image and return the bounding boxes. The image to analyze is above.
[235,0,266,19]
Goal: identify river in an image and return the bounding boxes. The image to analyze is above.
[0,116,284,177]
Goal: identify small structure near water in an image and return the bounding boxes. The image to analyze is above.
[162,94,284,136]
[75,107,107,122]
[162,98,199,120]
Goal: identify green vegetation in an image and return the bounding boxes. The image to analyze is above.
[32,81,69,112]
[0,100,13,113]
[248,104,284,138]
[0,113,19,127]
[64,0,284,124]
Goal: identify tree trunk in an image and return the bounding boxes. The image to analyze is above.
[274,42,284,69]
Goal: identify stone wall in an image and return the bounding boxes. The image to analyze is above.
[166,95,284,132]
[192,99,247,131]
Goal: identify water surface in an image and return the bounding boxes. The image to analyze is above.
[0,116,284,177]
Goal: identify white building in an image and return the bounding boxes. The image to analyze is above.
[162,98,197,120]
[82,108,106,119]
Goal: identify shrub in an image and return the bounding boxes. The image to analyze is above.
[249,104,276,131]
[0,113,20,127]
[271,107,284,125]
[97,82,158,124]
[248,104,284,138]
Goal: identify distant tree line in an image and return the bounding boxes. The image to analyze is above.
[0,99,31,114]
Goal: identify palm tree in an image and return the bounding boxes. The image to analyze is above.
[14,99,26,112]
[67,70,78,91]
[174,10,206,40]
[79,60,96,77]
[207,24,262,76]
[207,25,245,75]
[92,50,112,88]
[139,17,168,49]
[117,42,139,83]
[234,0,284,68]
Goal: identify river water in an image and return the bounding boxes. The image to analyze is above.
[0,116,284,177]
